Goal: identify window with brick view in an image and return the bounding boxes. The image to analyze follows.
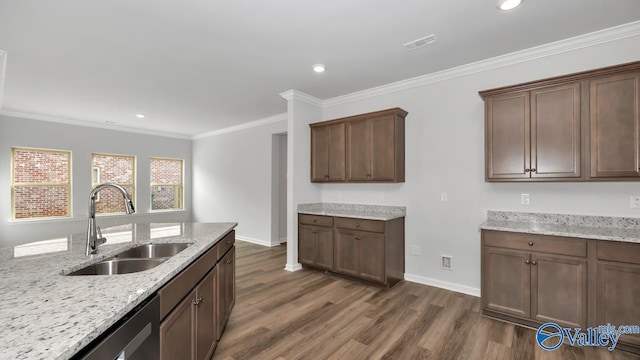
[12,147,71,220]
[150,158,183,211]
[91,153,136,214]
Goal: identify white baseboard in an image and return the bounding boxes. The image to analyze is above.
[404,273,480,297]
[279,237,287,244]
[235,235,279,247]
[284,263,302,272]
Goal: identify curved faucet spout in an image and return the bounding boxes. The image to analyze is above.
[87,182,136,255]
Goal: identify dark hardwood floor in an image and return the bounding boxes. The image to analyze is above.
[213,241,640,360]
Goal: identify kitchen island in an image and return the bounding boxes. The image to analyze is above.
[0,222,236,360]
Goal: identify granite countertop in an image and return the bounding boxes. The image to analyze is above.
[298,203,406,221]
[0,222,237,360]
[480,211,640,243]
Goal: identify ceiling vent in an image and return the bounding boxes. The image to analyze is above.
[403,34,436,51]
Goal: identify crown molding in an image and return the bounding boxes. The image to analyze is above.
[0,109,191,139]
[324,20,640,108]
[192,113,287,140]
[279,89,323,107]
[0,50,6,109]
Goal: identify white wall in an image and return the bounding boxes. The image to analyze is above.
[318,32,640,295]
[0,115,192,247]
[278,134,287,242]
[192,119,287,246]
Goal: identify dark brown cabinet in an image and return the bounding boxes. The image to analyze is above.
[298,214,405,287]
[160,269,216,360]
[311,122,346,182]
[589,72,640,178]
[481,61,640,182]
[596,241,640,349]
[309,108,406,183]
[481,230,587,329]
[298,214,334,270]
[216,246,235,340]
[483,82,581,180]
[159,231,235,360]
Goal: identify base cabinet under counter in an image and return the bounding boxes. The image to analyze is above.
[159,230,236,360]
[298,214,404,287]
[481,229,640,354]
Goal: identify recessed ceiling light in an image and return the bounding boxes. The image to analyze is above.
[136,114,145,118]
[313,64,326,73]
[497,0,523,11]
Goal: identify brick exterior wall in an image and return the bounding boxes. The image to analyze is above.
[12,148,70,219]
[151,158,183,210]
[92,154,135,214]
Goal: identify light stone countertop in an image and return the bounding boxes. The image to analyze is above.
[480,211,640,243]
[0,222,237,360]
[297,203,406,221]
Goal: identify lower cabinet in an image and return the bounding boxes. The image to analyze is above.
[298,213,405,287]
[482,229,640,354]
[482,230,587,329]
[159,231,236,360]
[216,246,235,340]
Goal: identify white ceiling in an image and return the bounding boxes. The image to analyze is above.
[0,0,639,137]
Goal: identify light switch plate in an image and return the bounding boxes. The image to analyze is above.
[521,194,530,205]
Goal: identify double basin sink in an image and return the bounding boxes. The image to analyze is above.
[68,243,191,276]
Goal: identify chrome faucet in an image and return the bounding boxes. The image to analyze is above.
[87,183,135,255]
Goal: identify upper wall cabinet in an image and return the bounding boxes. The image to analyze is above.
[480,61,640,182]
[310,108,407,183]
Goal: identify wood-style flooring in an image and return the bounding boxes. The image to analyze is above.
[213,241,640,360]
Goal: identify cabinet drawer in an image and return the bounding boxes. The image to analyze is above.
[334,217,384,233]
[597,241,640,264]
[216,231,235,261]
[299,214,334,227]
[483,230,586,257]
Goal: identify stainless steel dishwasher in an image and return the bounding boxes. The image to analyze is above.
[73,294,159,360]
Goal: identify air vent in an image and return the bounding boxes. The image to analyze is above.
[403,34,436,51]
[441,255,453,270]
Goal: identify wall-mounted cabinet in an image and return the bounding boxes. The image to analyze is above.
[480,61,640,182]
[310,108,406,183]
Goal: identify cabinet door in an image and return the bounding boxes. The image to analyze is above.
[225,247,235,320]
[486,92,531,179]
[298,225,316,266]
[596,261,640,347]
[530,83,581,178]
[530,253,586,328]
[316,226,334,270]
[334,228,359,277]
[215,260,226,341]
[590,73,640,178]
[161,290,195,360]
[346,119,371,181]
[194,270,216,360]
[482,247,530,318]
[357,231,386,283]
[311,126,330,182]
[370,116,396,181]
[311,123,346,182]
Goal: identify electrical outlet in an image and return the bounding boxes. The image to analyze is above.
[337,191,342,200]
[440,192,448,202]
[521,193,530,205]
[441,255,453,270]
[630,195,640,208]
[410,245,421,256]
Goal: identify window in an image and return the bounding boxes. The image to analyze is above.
[91,153,135,214]
[150,158,183,210]
[11,147,71,220]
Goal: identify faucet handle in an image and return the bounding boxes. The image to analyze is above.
[96,226,107,244]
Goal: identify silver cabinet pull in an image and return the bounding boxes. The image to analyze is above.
[193,297,203,306]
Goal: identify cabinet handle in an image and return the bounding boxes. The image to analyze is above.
[366,173,372,177]
[528,241,534,246]
[531,168,536,173]
[355,224,360,228]
[532,260,537,266]
[525,259,530,265]
[525,169,530,173]
[325,175,329,179]
[226,239,233,244]
[193,297,203,306]
[355,236,361,240]
[313,219,317,223]
[227,258,232,264]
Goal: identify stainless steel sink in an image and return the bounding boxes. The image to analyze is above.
[109,243,191,259]
[66,243,192,276]
[67,258,167,276]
